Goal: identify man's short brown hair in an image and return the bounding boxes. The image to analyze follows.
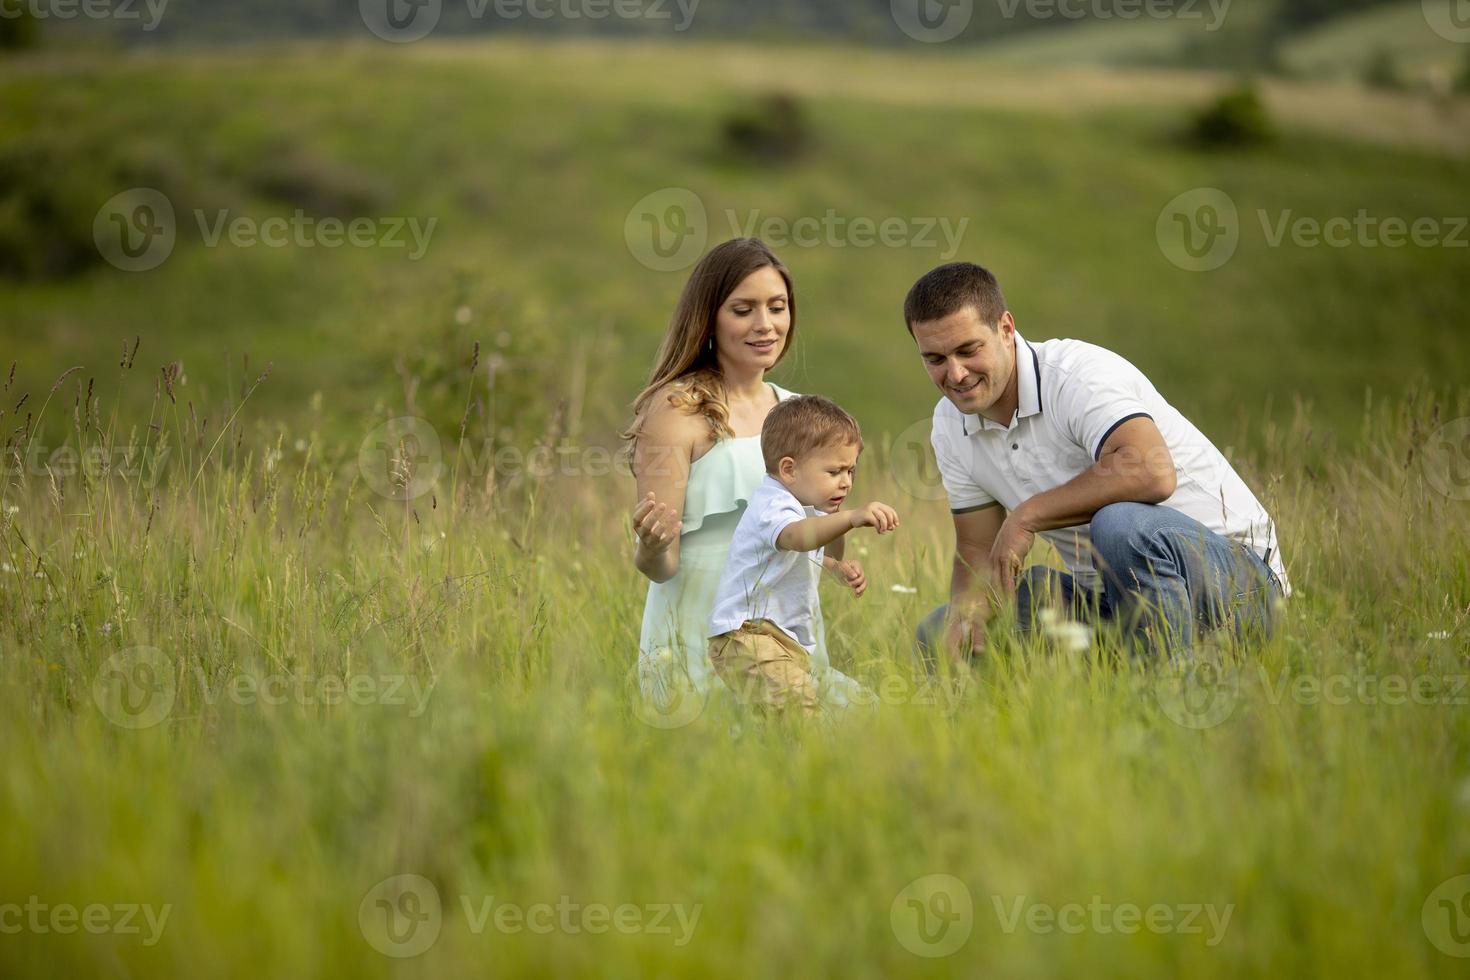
[904,262,1007,334]
[761,395,863,474]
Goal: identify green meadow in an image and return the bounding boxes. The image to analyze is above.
[2,32,1469,978]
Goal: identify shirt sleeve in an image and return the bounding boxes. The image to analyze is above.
[931,418,996,513]
[759,490,811,551]
[1047,345,1157,461]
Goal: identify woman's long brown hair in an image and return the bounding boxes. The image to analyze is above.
[621,238,796,472]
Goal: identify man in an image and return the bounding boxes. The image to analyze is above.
[909,263,1289,659]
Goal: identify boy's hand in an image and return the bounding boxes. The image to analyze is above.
[834,559,867,597]
[849,501,900,535]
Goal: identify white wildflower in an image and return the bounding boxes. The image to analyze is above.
[454,305,473,325]
[890,584,918,595]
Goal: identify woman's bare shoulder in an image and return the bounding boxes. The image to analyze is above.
[637,382,711,452]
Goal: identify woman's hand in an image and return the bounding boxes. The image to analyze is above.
[632,491,682,555]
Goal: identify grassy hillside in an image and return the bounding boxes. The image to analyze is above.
[1280,0,1470,86]
[2,39,1468,459]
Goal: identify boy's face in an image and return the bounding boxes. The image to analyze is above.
[777,441,859,514]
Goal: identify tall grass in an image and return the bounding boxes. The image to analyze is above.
[1,348,1467,978]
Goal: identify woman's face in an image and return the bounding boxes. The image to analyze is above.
[711,266,791,374]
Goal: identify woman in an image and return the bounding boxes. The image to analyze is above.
[622,238,863,710]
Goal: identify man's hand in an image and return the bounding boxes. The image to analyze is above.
[849,501,900,534]
[988,510,1035,598]
[944,613,985,661]
[631,491,681,554]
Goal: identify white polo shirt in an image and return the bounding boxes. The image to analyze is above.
[708,476,825,652]
[930,333,1290,595]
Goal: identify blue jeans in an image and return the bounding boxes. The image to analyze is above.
[915,502,1282,659]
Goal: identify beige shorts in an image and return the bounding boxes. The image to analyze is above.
[708,619,820,717]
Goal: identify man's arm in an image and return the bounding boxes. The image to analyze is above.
[947,504,1006,650]
[988,417,1176,588]
[1017,417,1175,532]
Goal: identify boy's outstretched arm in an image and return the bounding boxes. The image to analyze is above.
[776,503,899,553]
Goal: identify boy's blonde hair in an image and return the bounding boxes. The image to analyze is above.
[761,395,864,474]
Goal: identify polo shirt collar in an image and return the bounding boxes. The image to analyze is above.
[961,333,1043,436]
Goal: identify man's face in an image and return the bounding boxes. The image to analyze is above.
[779,442,859,514]
[912,306,1017,418]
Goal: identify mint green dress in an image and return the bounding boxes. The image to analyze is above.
[637,383,866,710]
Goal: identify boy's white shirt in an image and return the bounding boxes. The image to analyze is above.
[708,475,824,652]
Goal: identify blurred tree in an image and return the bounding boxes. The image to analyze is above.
[1189,83,1277,150]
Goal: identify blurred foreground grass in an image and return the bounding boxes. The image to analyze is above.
[0,346,1468,977]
